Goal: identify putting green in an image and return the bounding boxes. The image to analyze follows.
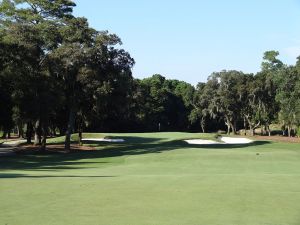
[0,132,300,225]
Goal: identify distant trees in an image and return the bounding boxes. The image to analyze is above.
[129,75,194,132]
[240,74,261,136]
[275,65,300,137]
[189,51,300,137]
[189,81,217,133]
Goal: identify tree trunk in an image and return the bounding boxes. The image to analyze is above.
[224,116,231,135]
[231,120,237,135]
[59,127,64,137]
[40,124,47,151]
[200,117,206,133]
[226,122,231,135]
[293,128,296,137]
[78,129,82,146]
[51,125,56,137]
[78,117,83,146]
[243,117,247,136]
[288,125,291,137]
[34,120,41,145]
[65,107,76,151]
[16,126,20,138]
[261,126,264,136]
[26,122,33,144]
[249,124,254,136]
[266,124,271,136]
[21,128,25,138]
[18,123,25,138]
[2,130,7,139]
[244,115,260,137]
[281,125,286,136]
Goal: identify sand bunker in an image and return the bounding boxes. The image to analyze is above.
[220,137,253,144]
[82,138,125,143]
[185,137,253,145]
[185,139,219,145]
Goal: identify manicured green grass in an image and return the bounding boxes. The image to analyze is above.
[1,132,300,225]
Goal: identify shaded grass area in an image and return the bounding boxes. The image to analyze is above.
[46,133,107,144]
[0,131,6,145]
[1,132,300,225]
[47,133,106,144]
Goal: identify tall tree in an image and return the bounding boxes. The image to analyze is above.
[50,18,134,150]
[0,0,76,150]
[257,51,283,135]
[190,82,210,133]
[275,65,300,137]
[209,70,244,134]
[239,75,262,136]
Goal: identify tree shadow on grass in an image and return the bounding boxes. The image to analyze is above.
[170,140,271,149]
[83,137,271,156]
[0,154,112,171]
[0,173,115,179]
[0,135,272,174]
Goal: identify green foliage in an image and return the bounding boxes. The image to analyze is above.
[274,65,300,136]
[132,75,194,131]
[262,50,283,71]
[202,70,246,134]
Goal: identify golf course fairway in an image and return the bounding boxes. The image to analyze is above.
[0,132,300,225]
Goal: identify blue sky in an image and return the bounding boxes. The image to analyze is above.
[73,0,300,85]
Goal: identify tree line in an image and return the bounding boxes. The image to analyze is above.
[0,0,299,151]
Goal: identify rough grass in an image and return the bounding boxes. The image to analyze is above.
[1,132,300,225]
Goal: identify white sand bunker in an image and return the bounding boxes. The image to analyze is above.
[185,139,219,145]
[82,138,125,143]
[185,137,253,145]
[220,137,253,144]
